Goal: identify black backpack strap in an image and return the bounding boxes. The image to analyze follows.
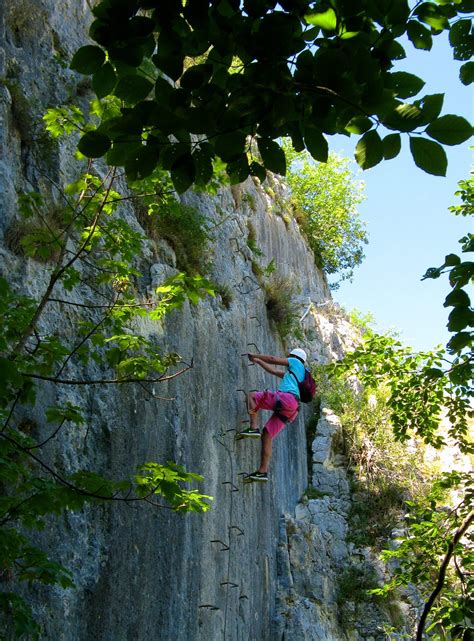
[288,367,303,385]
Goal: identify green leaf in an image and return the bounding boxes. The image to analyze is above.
[93,63,117,99]
[406,20,433,50]
[170,152,196,193]
[390,71,425,99]
[444,288,471,308]
[384,102,424,133]
[426,115,473,146]
[355,130,384,169]
[77,131,111,158]
[414,3,450,31]
[125,145,159,180]
[460,61,474,85]
[114,75,154,103]
[303,26,320,41]
[445,254,461,266]
[382,133,401,160]
[106,138,142,166]
[449,18,474,61]
[0,357,23,389]
[417,93,444,122]
[70,45,105,74]
[153,52,183,82]
[424,367,444,380]
[345,116,373,135]
[447,331,471,353]
[305,8,337,31]
[211,131,246,163]
[409,137,447,176]
[193,144,214,186]
[249,161,267,182]
[447,306,474,331]
[257,139,286,175]
[227,154,250,184]
[304,127,328,162]
[180,64,213,90]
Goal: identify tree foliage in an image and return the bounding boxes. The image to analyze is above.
[69,0,473,190]
[283,142,367,284]
[324,174,473,638]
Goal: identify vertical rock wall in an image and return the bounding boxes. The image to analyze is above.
[0,4,361,640]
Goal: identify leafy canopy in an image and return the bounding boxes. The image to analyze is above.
[70,0,474,190]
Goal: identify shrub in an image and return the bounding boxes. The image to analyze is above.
[246,219,263,256]
[263,274,302,342]
[316,369,438,549]
[148,199,212,275]
[212,282,233,309]
[5,193,66,263]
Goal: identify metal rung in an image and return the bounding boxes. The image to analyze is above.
[220,581,239,588]
[230,237,242,253]
[249,316,262,327]
[229,525,244,536]
[198,604,220,611]
[222,481,239,492]
[247,342,261,352]
[210,539,230,551]
[239,595,249,601]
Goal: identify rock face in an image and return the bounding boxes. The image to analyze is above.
[1,4,414,641]
[275,410,412,641]
[1,4,365,641]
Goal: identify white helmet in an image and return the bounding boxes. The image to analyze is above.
[289,348,307,363]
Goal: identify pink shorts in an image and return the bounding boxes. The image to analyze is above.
[252,390,300,439]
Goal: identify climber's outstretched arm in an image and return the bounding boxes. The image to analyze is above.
[248,352,289,366]
[252,357,285,379]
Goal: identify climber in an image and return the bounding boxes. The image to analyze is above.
[240,348,307,483]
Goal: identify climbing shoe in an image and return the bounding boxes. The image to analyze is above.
[236,427,260,440]
[245,471,268,483]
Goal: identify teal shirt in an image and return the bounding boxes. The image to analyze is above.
[278,357,305,398]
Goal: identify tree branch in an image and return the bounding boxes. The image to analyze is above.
[12,167,116,355]
[416,509,474,641]
[20,361,193,385]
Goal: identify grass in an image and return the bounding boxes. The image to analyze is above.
[337,564,381,607]
[5,196,66,263]
[347,481,406,548]
[138,199,212,275]
[246,220,263,256]
[212,282,233,309]
[263,274,302,342]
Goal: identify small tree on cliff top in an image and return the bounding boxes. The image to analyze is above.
[283,141,367,285]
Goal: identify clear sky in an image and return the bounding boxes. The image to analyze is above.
[330,33,473,352]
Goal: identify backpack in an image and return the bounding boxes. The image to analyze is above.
[289,367,317,403]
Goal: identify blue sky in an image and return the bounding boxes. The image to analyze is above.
[330,34,473,352]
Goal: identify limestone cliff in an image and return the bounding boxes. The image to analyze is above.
[1,4,400,641]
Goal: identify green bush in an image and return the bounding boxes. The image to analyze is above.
[263,274,302,342]
[316,369,438,549]
[148,199,212,275]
